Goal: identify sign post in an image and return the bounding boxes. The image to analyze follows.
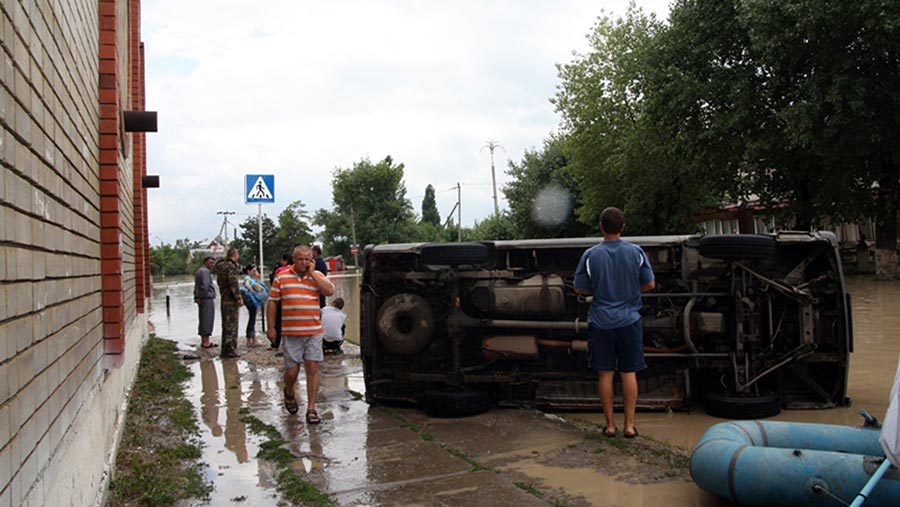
[245,174,275,331]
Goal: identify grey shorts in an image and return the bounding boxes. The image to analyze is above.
[281,333,324,368]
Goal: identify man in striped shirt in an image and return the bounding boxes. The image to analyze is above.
[266,245,335,423]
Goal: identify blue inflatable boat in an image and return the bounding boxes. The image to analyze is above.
[691,420,900,506]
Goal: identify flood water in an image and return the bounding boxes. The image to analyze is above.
[627,276,900,452]
[148,274,900,506]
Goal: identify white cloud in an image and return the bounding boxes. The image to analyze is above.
[144,0,670,244]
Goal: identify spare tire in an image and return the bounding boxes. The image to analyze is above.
[699,234,776,260]
[424,388,492,418]
[420,243,490,265]
[376,293,434,355]
[704,391,782,419]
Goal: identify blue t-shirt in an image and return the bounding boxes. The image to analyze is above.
[573,240,655,330]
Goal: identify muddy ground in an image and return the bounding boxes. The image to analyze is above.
[174,339,714,507]
[145,275,899,506]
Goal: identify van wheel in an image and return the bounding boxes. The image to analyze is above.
[704,391,782,419]
[420,243,491,265]
[424,389,492,417]
[376,293,434,355]
[699,235,776,260]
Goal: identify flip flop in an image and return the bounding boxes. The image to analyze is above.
[624,428,639,439]
[306,409,321,424]
[284,388,299,414]
[603,426,618,438]
[201,343,218,349]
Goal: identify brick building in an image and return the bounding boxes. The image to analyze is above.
[0,0,151,504]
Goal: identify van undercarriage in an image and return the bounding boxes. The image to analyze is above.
[361,233,852,418]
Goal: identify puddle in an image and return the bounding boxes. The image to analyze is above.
[505,461,719,507]
[183,358,282,504]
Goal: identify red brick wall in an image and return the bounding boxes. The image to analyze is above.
[130,1,148,313]
[99,0,147,353]
[0,0,149,503]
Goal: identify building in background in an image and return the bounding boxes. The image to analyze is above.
[0,0,152,504]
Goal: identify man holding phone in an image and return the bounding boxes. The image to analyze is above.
[266,245,335,424]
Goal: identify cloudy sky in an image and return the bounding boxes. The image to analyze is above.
[143,0,670,245]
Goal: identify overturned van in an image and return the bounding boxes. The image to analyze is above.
[360,232,852,418]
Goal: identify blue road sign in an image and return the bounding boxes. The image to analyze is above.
[245,174,275,203]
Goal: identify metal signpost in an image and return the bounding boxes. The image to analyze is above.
[245,174,275,330]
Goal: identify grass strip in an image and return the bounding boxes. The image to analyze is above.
[514,481,545,499]
[108,336,211,505]
[238,411,335,506]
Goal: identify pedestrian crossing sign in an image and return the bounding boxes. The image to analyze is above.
[245,174,275,203]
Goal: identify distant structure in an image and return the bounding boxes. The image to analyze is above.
[190,238,228,260]
[481,139,505,216]
[1,1,153,504]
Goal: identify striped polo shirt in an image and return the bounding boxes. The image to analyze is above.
[269,267,324,336]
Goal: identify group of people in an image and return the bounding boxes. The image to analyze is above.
[193,244,348,424]
[192,207,654,434]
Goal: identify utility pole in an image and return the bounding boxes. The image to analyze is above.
[256,204,265,333]
[481,140,504,216]
[216,211,236,246]
[456,182,462,242]
[257,204,264,279]
[350,205,359,268]
[443,185,461,242]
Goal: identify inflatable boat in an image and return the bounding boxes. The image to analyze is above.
[691,420,900,506]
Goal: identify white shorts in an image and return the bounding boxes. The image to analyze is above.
[281,333,324,368]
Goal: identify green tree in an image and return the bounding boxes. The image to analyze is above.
[651,0,900,277]
[149,239,193,276]
[315,156,419,256]
[503,136,591,238]
[272,200,315,261]
[421,184,441,226]
[468,212,518,241]
[554,6,710,234]
[233,215,278,267]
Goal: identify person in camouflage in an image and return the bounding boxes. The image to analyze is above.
[215,247,244,358]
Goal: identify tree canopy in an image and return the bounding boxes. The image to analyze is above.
[271,200,315,259]
[551,0,898,273]
[643,0,899,273]
[553,6,712,234]
[503,136,591,238]
[315,156,419,258]
[233,215,278,268]
[421,184,441,226]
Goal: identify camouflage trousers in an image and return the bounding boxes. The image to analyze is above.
[220,300,240,355]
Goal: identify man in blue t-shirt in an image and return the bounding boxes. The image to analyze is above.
[574,207,655,439]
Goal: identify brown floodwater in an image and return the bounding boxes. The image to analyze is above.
[148,274,900,506]
[616,276,900,451]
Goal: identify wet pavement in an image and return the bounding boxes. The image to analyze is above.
[148,274,900,506]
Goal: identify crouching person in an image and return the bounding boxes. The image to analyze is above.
[266,245,335,424]
[322,298,347,354]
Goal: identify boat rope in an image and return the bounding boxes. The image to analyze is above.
[812,484,849,506]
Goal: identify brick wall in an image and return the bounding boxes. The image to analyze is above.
[0,0,149,504]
